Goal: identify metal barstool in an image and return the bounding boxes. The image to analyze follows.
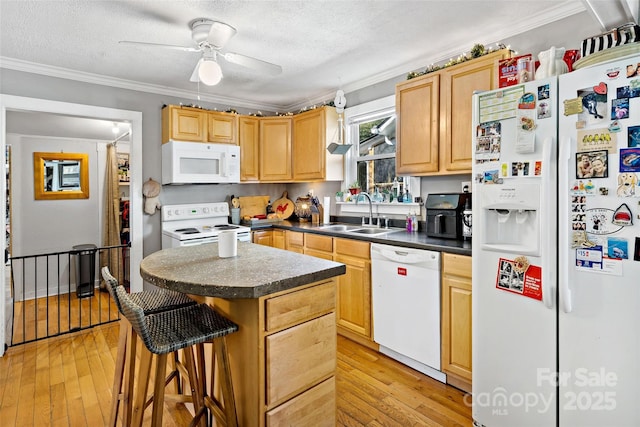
[114,284,239,427]
[101,267,197,427]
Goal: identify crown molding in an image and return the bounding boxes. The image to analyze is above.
[0,56,283,112]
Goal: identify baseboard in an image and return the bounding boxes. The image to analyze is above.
[337,326,379,351]
[446,373,472,393]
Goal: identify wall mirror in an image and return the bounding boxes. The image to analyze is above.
[33,152,89,200]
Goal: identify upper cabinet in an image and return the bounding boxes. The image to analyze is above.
[293,107,343,182]
[161,105,237,144]
[259,116,292,181]
[239,116,260,181]
[207,111,238,144]
[396,49,510,175]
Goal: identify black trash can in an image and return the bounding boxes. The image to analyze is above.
[72,244,97,298]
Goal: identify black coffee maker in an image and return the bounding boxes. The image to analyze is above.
[425,193,471,240]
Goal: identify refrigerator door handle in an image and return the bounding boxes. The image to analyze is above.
[559,136,573,313]
[541,136,554,309]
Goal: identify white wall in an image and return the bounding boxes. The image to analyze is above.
[9,134,109,299]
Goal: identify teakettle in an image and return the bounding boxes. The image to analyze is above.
[535,46,569,79]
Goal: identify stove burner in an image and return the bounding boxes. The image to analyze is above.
[175,227,200,235]
[213,225,239,230]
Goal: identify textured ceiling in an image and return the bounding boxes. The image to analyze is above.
[1,0,599,114]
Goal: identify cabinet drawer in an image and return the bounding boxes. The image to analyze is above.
[305,233,333,252]
[286,230,304,247]
[266,312,336,406]
[335,238,370,259]
[443,253,472,279]
[265,281,335,332]
[266,377,335,427]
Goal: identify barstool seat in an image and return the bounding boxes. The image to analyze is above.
[101,267,197,427]
[115,285,239,427]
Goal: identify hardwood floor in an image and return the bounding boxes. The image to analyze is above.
[0,323,472,426]
[11,290,120,345]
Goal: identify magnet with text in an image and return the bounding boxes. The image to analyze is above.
[496,257,542,301]
[619,148,640,172]
[612,203,633,226]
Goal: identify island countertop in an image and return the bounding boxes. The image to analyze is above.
[140,241,346,299]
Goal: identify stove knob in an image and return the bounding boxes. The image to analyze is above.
[213,206,221,213]
[174,209,181,216]
[203,207,210,214]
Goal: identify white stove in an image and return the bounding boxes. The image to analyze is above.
[161,202,251,248]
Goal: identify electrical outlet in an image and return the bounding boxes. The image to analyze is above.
[461,181,471,192]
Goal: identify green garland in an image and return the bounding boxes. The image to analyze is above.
[407,43,508,80]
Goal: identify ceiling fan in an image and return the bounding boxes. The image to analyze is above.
[119,18,282,85]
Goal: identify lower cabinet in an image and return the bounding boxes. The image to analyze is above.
[441,253,472,392]
[333,238,372,345]
[252,229,285,249]
[285,230,304,253]
[212,280,337,427]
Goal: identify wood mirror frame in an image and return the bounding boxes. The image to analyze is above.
[33,152,90,200]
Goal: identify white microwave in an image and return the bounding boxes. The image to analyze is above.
[162,140,240,184]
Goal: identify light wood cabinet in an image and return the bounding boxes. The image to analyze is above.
[253,229,285,249]
[334,238,372,343]
[285,230,304,253]
[162,105,207,143]
[441,253,472,392]
[396,73,440,174]
[212,279,337,427]
[260,116,292,181]
[207,110,238,144]
[272,229,285,249]
[162,105,238,144]
[396,49,510,175]
[292,106,343,181]
[239,116,260,181]
[304,233,333,260]
[252,230,273,246]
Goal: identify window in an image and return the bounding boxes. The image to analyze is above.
[345,95,401,197]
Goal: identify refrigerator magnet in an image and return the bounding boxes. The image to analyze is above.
[616,173,638,197]
[619,149,640,172]
[634,237,640,261]
[612,203,633,226]
[611,98,630,120]
[563,97,583,116]
[628,125,640,147]
[607,237,629,259]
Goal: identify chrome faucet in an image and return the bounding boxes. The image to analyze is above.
[356,192,375,226]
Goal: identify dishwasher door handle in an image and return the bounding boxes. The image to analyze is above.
[375,247,438,265]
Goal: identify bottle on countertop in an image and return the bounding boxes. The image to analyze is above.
[392,177,399,199]
[266,200,274,215]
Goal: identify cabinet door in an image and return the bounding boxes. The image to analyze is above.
[260,117,292,181]
[440,50,508,172]
[442,254,472,382]
[395,74,440,175]
[272,229,286,249]
[252,230,273,246]
[207,111,237,144]
[334,253,371,338]
[163,106,207,142]
[285,230,304,253]
[239,116,260,181]
[293,108,325,181]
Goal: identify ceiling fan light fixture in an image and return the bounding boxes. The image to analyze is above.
[198,58,223,86]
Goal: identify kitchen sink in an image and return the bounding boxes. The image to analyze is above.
[347,228,391,236]
[319,224,358,232]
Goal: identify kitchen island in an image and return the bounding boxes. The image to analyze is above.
[140,242,346,427]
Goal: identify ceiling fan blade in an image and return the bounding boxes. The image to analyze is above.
[118,40,200,52]
[221,52,282,75]
[189,58,204,82]
[207,21,237,49]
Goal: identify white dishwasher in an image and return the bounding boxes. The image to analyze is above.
[371,243,445,383]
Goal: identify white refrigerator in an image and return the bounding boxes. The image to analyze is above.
[472,54,640,427]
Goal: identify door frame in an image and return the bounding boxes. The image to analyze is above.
[0,94,143,356]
